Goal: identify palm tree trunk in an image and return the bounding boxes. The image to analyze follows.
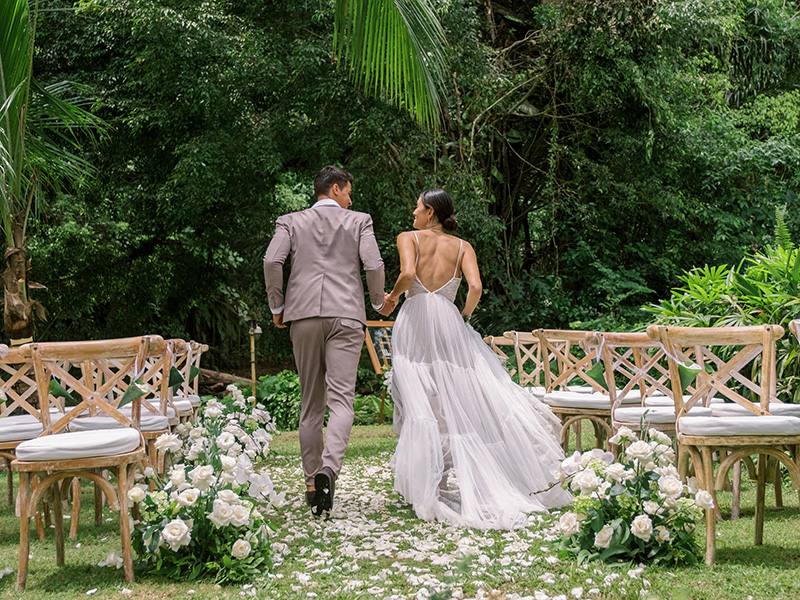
[3,217,33,344]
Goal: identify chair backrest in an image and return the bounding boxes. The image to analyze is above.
[536,329,605,393]
[482,335,518,379]
[584,331,673,410]
[646,324,783,422]
[501,331,542,386]
[19,335,168,436]
[185,341,207,396]
[138,338,187,416]
[0,346,39,419]
[365,320,394,375]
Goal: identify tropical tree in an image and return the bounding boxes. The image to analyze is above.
[333,0,448,129]
[1,0,103,343]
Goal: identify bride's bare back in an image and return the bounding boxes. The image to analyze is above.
[411,230,464,291]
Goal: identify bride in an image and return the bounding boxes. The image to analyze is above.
[378,189,571,530]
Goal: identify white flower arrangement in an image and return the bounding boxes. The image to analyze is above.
[131,389,283,583]
[554,428,708,565]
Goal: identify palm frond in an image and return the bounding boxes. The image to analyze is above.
[334,0,447,129]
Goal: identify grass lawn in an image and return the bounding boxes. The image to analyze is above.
[0,425,798,599]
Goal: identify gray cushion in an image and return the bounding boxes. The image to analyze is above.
[187,394,201,407]
[119,404,176,419]
[711,403,800,418]
[614,406,712,425]
[68,414,169,433]
[15,428,141,461]
[679,415,800,436]
[171,398,193,413]
[0,415,43,443]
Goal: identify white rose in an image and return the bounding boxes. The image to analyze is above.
[169,465,186,487]
[609,426,636,445]
[216,432,236,451]
[630,515,653,542]
[648,428,672,445]
[154,433,182,453]
[658,476,683,499]
[176,488,201,507]
[695,490,715,510]
[161,518,192,552]
[217,489,240,504]
[625,440,652,462]
[686,476,698,495]
[655,526,670,544]
[594,524,614,549]
[189,427,205,440]
[230,504,250,527]
[604,463,628,482]
[205,406,223,418]
[231,539,251,559]
[208,500,234,528]
[560,451,583,476]
[219,456,237,473]
[188,465,217,492]
[559,512,581,537]
[580,449,614,468]
[128,487,146,503]
[571,469,602,495]
[643,501,661,515]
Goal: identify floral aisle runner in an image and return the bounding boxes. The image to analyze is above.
[262,452,654,600]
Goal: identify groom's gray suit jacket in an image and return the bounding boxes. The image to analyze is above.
[262,204,385,323]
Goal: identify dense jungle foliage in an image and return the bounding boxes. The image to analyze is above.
[24,0,800,369]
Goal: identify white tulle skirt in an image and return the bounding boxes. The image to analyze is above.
[390,291,572,530]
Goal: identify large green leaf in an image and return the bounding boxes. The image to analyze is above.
[333,0,447,129]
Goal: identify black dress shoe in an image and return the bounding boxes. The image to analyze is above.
[311,466,335,517]
[305,491,316,506]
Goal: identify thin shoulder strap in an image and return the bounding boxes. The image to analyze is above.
[411,231,420,267]
[453,239,464,277]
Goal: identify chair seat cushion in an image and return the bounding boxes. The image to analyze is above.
[0,416,43,443]
[679,415,800,436]
[544,392,611,409]
[523,386,547,398]
[711,403,800,418]
[171,398,193,413]
[15,428,141,461]
[119,404,176,419]
[614,406,712,425]
[69,414,169,433]
[187,394,201,407]
[544,390,644,408]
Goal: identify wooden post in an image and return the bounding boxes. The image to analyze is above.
[249,328,256,400]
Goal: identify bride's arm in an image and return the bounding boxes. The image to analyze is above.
[385,232,417,306]
[460,243,482,319]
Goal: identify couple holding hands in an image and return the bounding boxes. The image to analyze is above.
[263,166,569,529]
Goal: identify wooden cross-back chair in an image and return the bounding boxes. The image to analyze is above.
[535,329,612,452]
[584,331,712,437]
[501,331,546,394]
[11,335,167,589]
[647,324,800,565]
[482,335,518,380]
[140,338,193,423]
[177,340,207,410]
[364,321,394,425]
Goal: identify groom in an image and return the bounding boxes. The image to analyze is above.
[263,165,385,516]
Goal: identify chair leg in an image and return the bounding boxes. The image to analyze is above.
[53,481,65,567]
[701,447,716,565]
[70,477,81,539]
[16,472,30,590]
[575,420,583,452]
[755,454,767,546]
[731,460,741,520]
[771,457,783,508]
[94,479,104,527]
[117,465,135,584]
[5,458,13,505]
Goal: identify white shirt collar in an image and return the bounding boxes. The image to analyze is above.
[312,198,340,208]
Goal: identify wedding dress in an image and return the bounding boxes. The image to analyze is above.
[390,234,572,529]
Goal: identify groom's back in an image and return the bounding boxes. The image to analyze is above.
[282,206,372,323]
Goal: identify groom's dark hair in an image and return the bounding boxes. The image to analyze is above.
[314,165,353,198]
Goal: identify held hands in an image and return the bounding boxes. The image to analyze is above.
[378,293,397,317]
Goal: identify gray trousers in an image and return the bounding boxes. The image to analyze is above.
[291,316,365,487]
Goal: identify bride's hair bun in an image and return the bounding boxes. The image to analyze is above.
[420,188,458,232]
